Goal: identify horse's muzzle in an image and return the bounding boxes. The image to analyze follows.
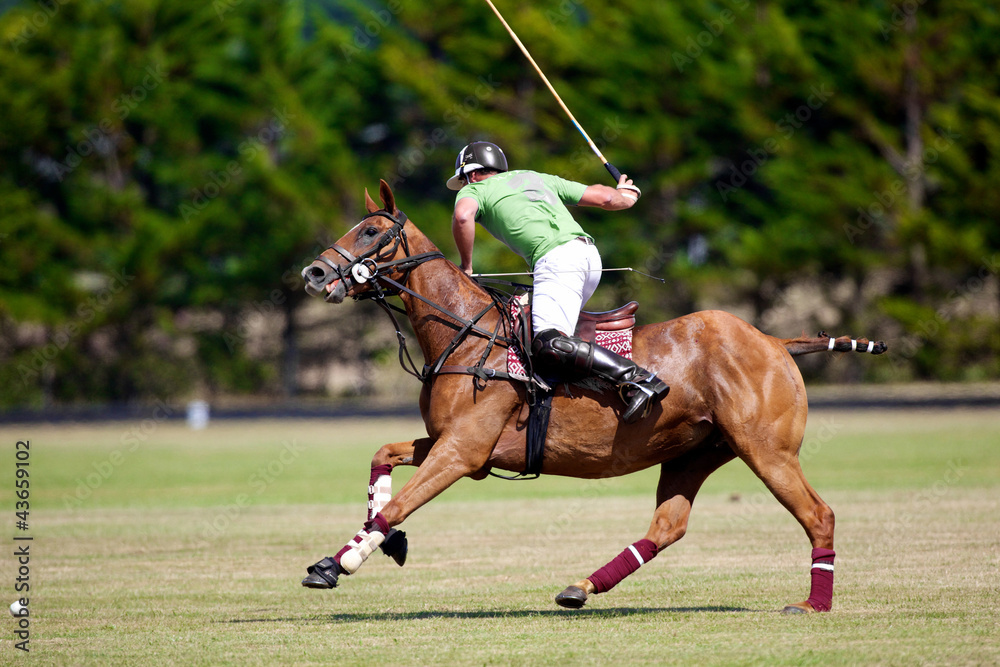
[301,261,348,303]
[323,280,347,304]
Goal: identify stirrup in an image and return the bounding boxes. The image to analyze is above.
[618,375,669,423]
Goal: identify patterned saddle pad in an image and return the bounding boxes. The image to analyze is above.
[507,300,633,378]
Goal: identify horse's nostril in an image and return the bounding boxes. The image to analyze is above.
[307,266,326,280]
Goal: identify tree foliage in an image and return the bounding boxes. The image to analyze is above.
[1,0,998,407]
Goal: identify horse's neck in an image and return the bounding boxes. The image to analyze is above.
[403,259,496,328]
[398,232,497,361]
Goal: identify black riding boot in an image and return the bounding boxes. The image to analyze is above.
[532,329,669,423]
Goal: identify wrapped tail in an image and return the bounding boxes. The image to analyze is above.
[781,331,887,357]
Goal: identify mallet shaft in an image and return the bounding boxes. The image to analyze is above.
[483,0,623,183]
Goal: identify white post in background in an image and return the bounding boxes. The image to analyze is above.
[186,400,209,430]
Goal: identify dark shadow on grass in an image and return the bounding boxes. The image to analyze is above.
[226,605,758,625]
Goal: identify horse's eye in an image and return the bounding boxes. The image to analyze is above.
[363,227,379,238]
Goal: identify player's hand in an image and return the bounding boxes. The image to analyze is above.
[616,174,641,204]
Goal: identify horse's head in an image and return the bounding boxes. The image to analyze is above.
[302,180,416,304]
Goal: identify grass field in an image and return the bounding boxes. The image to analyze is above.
[2,408,998,665]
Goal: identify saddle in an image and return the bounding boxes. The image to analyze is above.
[507,299,637,376]
[513,299,638,343]
[494,299,640,480]
[574,302,638,341]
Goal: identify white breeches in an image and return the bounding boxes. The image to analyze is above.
[531,239,602,336]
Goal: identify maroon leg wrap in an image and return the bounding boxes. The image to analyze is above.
[806,547,836,612]
[368,463,393,521]
[588,539,658,594]
[369,464,392,486]
[366,512,389,535]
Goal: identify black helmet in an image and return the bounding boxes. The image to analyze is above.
[446,141,508,190]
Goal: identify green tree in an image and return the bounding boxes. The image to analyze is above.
[0,0,374,405]
[2,0,998,409]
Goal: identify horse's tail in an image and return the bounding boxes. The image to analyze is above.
[779,331,887,357]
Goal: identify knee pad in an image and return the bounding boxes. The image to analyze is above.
[531,329,594,375]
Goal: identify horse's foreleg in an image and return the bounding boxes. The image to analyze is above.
[379,430,498,526]
[302,420,504,589]
[326,433,495,577]
[368,438,434,517]
[555,443,735,609]
[367,438,435,565]
[301,438,433,590]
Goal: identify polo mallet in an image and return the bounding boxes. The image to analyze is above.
[483,0,640,198]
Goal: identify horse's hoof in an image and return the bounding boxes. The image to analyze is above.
[302,557,342,589]
[381,528,408,567]
[781,601,815,614]
[301,572,334,589]
[555,585,588,609]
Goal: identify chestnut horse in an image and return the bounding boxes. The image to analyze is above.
[299,180,886,613]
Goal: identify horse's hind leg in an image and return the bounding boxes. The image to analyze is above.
[301,438,432,589]
[734,438,836,614]
[555,443,736,609]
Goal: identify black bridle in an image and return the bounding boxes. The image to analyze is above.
[306,210,530,386]
[311,210,440,295]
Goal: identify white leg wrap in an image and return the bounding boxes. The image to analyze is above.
[339,528,386,574]
[368,475,392,520]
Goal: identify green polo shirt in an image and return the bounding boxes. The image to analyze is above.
[455,170,591,269]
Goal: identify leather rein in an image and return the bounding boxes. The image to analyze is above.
[311,210,530,386]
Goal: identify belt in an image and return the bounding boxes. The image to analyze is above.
[575,236,595,246]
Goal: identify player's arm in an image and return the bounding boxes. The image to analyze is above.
[578,174,640,211]
[452,197,479,275]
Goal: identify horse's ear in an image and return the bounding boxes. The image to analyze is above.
[379,179,397,214]
[364,187,379,214]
